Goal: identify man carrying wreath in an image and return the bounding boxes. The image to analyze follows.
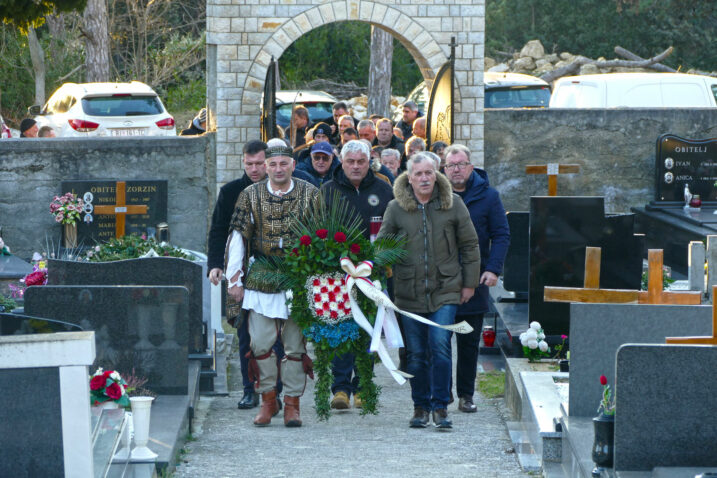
[378,152,480,430]
[226,139,320,427]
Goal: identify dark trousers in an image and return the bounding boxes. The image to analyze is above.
[455,313,484,398]
[331,352,360,396]
[238,316,284,394]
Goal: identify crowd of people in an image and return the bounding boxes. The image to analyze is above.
[207,99,510,430]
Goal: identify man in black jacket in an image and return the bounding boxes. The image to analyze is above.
[373,118,404,153]
[320,140,394,409]
[207,139,284,410]
[395,101,422,141]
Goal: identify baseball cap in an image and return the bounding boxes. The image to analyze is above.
[311,141,333,156]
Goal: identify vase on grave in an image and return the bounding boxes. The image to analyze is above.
[592,413,615,473]
[130,396,157,460]
[64,223,78,248]
[559,359,569,373]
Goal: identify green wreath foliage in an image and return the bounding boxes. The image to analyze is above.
[250,193,405,420]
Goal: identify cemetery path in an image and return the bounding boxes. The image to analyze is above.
[174,340,528,478]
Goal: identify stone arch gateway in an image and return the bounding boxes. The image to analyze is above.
[206,0,485,184]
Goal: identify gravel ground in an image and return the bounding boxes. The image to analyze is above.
[174,339,528,478]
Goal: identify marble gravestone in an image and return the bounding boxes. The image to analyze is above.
[529,197,643,336]
[24,285,190,395]
[502,211,529,298]
[568,302,713,417]
[47,257,206,354]
[0,331,96,477]
[614,344,717,471]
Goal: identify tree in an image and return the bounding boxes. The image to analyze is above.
[27,27,46,106]
[82,0,110,82]
[367,26,393,118]
[0,0,87,31]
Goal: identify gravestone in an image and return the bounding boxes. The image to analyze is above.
[529,197,643,335]
[614,344,717,471]
[568,302,713,417]
[632,134,717,273]
[0,254,32,297]
[0,331,96,477]
[62,179,168,244]
[47,257,205,353]
[0,312,82,335]
[502,211,529,298]
[24,285,190,395]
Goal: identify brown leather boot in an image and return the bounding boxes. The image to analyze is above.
[284,396,302,427]
[253,390,279,427]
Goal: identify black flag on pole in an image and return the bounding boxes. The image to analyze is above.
[261,57,278,142]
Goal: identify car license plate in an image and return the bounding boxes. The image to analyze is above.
[110,128,146,137]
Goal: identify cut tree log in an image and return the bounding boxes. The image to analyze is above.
[614,46,676,73]
[540,46,674,84]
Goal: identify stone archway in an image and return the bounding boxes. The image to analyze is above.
[206,0,485,184]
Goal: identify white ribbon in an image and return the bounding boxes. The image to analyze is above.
[340,257,474,384]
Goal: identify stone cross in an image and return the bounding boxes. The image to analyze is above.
[666,285,717,345]
[544,248,701,305]
[93,181,148,238]
[525,163,580,196]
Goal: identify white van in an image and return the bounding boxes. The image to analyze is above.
[549,73,717,108]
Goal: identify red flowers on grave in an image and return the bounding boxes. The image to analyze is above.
[334,231,346,243]
[598,374,615,416]
[300,235,312,246]
[349,243,361,254]
[600,374,608,386]
[89,368,130,407]
[316,229,329,239]
[24,270,47,287]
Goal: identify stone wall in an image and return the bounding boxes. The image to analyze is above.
[0,135,216,260]
[484,108,717,213]
[206,0,486,183]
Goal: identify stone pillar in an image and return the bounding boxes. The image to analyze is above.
[688,241,706,294]
[706,236,717,301]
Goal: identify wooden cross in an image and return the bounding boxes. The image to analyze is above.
[93,181,148,238]
[525,163,580,196]
[666,285,717,345]
[544,248,701,305]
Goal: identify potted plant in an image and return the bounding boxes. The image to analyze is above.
[519,321,550,362]
[50,192,84,248]
[592,374,616,475]
[89,368,130,409]
[553,334,569,372]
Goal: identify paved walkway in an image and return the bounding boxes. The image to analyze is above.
[175,339,528,478]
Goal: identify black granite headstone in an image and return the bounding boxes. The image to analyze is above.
[24,285,190,395]
[0,313,82,335]
[47,257,205,353]
[0,367,64,478]
[529,197,643,336]
[502,212,529,297]
[61,179,168,244]
[655,134,717,203]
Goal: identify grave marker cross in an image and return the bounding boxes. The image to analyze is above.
[666,285,717,345]
[525,163,580,196]
[93,181,148,238]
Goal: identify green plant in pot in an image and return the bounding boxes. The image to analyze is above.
[593,374,616,474]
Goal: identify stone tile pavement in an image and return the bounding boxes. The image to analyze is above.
[174,340,529,478]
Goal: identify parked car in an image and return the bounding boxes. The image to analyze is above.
[549,73,717,108]
[29,81,176,137]
[274,90,337,129]
[394,71,551,121]
[0,114,10,138]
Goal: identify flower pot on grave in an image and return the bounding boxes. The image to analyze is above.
[130,396,158,461]
[592,413,615,473]
[64,223,78,248]
[559,359,570,372]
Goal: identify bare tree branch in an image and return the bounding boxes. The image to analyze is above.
[614,46,676,72]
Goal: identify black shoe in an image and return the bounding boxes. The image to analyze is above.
[458,396,477,413]
[409,406,430,428]
[433,408,453,430]
[237,390,259,409]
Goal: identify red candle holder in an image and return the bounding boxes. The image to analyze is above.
[482,326,496,348]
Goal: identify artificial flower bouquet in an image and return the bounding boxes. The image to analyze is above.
[520,321,551,362]
[90,368,130,407]
[50,192,84,225]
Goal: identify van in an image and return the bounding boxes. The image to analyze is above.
[549,73,717,108]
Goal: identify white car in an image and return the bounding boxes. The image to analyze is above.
[29,81,176,137]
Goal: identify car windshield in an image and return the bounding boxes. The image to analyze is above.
[276,102,333,127]
[81,95,164,117]
[485,86,550,108]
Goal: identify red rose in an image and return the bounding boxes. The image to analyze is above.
[320,286,328,293]
[312,279,320,286]
[24,271,46,286]
[103,370,112,378]
[334,232,346,243]
[316,229,328,239]
[90,375,106,391]
[330,310,338,319]
[292,248,299,256]
[314,294,321,302]
[327,278,334,285]
[349,243,361,254]
[316,308,324,316]
[328,292,336,301]
[106,382,122,400]
[334,286,341,293]
[600,375,608,386]
[323,302,330,310]
[300,235,312,246]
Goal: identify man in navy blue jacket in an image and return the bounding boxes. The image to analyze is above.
[444,144,510,413]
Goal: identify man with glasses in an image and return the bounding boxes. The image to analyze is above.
[297,141,341,187]
[444,144,510,414]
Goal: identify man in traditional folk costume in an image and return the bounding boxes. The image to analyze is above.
[226,140,320,427]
